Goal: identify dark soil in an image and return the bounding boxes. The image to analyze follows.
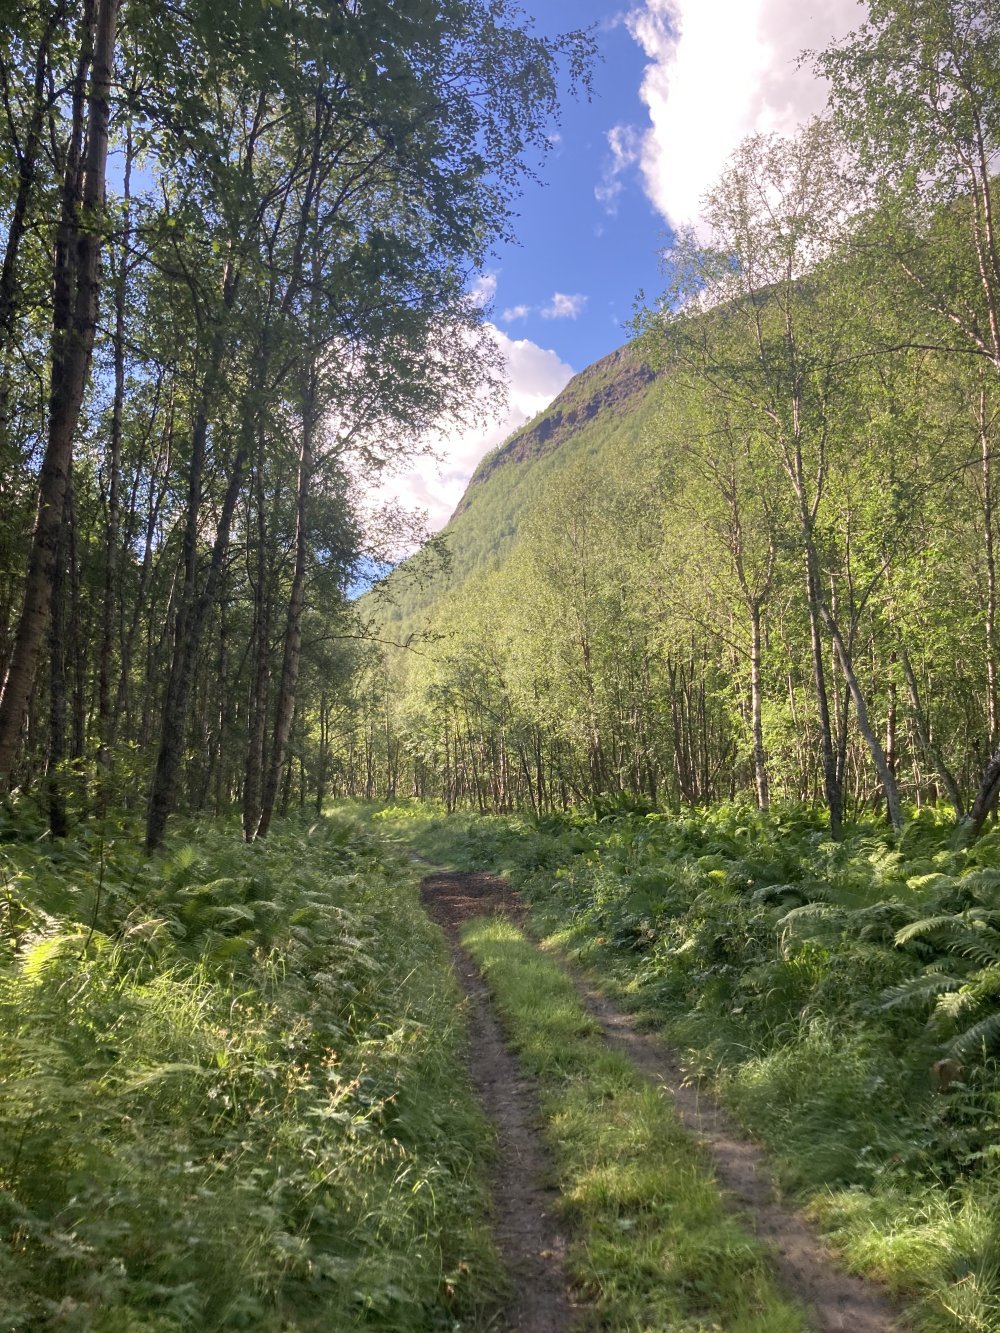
[421,867,907,1333]
[421,871,578,1332]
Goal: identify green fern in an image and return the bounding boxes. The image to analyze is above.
[953,867,1000,899]
[884,907,1000,1061]
[894,908,1000,949]
[880,971,964,1009]
[948,1006,1000,1060]
[20,929,109,979]
[750,881,831,907]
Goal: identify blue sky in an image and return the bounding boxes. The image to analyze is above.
[374,0,863,540]
[485,1,668,372]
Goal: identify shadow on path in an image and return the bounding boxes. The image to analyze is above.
[421,871,578,1332]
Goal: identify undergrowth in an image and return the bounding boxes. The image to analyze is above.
[371,799,1000,1333]
[0,805,501,1330]
[462,915,808,1332]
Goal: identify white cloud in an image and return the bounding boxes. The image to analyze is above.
[499,294,590,323]
[373,327,575,537]
[541,291,588,320]
[626,0,862,229]
[468,271,498,307]
[595,123,642,213]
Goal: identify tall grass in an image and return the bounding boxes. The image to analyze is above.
[0,809,501,1330]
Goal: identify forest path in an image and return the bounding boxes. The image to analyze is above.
[420,870,579,1331]
[419,866,906,1333]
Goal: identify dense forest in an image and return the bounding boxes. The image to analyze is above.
[349,1,1000,844]
[5,0,1000,847]
[0,0,589,845]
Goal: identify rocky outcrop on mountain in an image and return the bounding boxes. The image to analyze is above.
[454,343,657,514]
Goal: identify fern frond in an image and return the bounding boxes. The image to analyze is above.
[948,1010,1000,1060]
[936,988,979,1020]
[852,901,911,940]
[780,902,844,925]
[167,844,198,875]
[958,868,1000,899]
[750,882,805,905]
[880,972,963,1009]
[777,902,849,950]
[21,929,108,978]
[951,932,1000,969]
[906,872,958,895]
[895,914,975,947]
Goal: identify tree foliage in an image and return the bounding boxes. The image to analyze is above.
[0,0,592,844]
[342,1,1000,849]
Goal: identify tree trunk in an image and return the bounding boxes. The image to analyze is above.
[255,363,318,840]
[67,480,85,764]
[749,599,769,810]
[980,383,999,747]
[46,487,70,838]
[0,6,62,449]
[899,646,964,816]
[805,556,842,837]
[0,0,119,784]
[145,442,249,851]
[98,121,132,768]
[964,743,1000,841]
[243,421,272,839]
[822,604,904,832]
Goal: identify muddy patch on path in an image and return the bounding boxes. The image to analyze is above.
[421,868,906,1333]
[420,872,578,1332]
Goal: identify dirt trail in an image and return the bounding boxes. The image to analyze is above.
[573,979,904,1333]
[421,871,578,1332]
[421,867,906,1333]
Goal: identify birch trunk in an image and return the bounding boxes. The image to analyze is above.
[0,0,119,783]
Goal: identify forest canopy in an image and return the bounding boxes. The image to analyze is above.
[4,0,1000,848]
[347,0,1000,842]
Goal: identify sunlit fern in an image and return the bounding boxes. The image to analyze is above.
[883,908,1000,1060]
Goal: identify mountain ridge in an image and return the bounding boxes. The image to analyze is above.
[453,342,658,520]
[376,336,665,635]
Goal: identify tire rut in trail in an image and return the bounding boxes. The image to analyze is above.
[572,978,905,1333]
[420,868,907,1333]
[420,872,578,1332]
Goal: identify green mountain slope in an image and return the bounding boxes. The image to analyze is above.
[378,341,663,636]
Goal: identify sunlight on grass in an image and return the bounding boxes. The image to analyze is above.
[462,915,809,1332]
[815,1185,1000,1332]
[0,813,503,1330]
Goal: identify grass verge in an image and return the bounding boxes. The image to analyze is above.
[461,914,808,1332]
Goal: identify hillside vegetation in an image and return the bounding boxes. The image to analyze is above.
[374,345,665,640]
[347,65,1000,843]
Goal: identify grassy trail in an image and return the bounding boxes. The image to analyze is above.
[415,859,901,1332]
[361,799,1000,1332]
